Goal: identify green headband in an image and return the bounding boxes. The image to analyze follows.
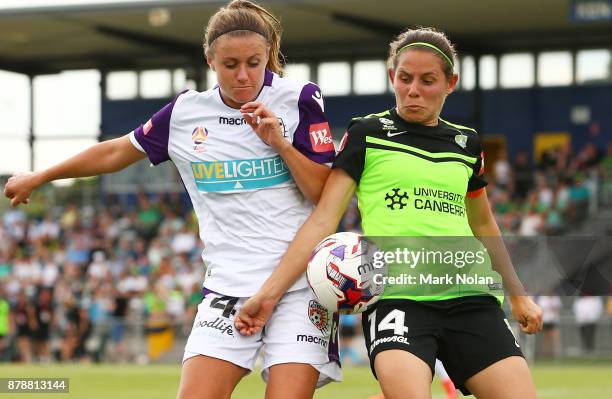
[396,42,454,68]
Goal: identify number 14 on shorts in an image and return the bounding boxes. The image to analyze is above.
[367,309,410,354]
[368,309,410,341]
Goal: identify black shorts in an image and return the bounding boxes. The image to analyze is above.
[362,295,523,396]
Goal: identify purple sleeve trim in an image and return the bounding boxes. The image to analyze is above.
[293,83,335,164]
[264,68,274,86]
[328,312,340,364]
[132,90,188,165]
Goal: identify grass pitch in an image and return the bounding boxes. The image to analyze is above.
[0,362,611,398]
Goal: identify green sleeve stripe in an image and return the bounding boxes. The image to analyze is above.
[439,118,477,134]
[351,110,391,122]
[366,136,477,163]
[364,110,391,118]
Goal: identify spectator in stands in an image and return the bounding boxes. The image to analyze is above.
[536,295,562,359]
[555,143,574,178]
[60,204,79,230]
[573,295,604,354]
[538,148,558,172]
[109,284,129,362]
[493,149,512,190]
[0,250,11,281]
[136,193,162,242]
[519,196,544,236]
[568,175,590,224]
[144,281,173,361]
[88,284,114,362]
[37,248,60,288]
[65,225,92,268]
[543,191,564,235]
[171,225,197,257]
[600,143,612,205]
[60,295,82,362]
[87,250,111,282]
[513,150,534,202]
[576,142,602,171]
[13,290,33,363]
[339,314,361,365]
[0,284,11,361]
[31,287,54,362]
[78,305,93,361]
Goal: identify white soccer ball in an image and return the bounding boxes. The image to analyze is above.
[306,232,384,314]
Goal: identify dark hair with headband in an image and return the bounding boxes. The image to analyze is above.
[204,0,284,75]
[387,27,456,80]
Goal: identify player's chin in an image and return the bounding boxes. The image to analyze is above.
[232,89,257,104]
[401,108,430,124]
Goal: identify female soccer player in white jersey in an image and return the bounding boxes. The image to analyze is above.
[4,1,340,398]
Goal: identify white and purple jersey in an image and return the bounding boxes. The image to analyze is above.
[129,69,335,296]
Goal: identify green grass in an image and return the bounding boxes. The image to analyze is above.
[0,362,611,398]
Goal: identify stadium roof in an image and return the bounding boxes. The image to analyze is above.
[1,0,612,75]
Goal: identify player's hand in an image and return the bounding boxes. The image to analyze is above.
[510,295,543,334]
[240,101,290,153]
[234,293,278,336]
[4,172,40,207]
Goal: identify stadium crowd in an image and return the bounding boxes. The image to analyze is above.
[1,141,611,364]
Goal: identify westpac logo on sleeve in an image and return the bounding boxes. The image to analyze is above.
[191,155,290,192]
[309,122,334,152]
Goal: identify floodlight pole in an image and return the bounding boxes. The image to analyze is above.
[473,54,482,134]
[28,74,35,171]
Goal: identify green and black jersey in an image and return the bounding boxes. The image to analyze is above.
[333,108,503,302]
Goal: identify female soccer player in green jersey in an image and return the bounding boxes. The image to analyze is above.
[236,27,543,398]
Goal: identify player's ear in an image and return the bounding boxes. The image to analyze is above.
[388,68,395,85]
[446,73,459,95]
[206,54,215,71]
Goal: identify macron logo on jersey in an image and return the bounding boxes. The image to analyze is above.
[309,122,334,153]
[312,90,324,111]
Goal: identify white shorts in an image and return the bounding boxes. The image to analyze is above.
[183,287,342,388]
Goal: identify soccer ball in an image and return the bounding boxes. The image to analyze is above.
[306,232,384,314]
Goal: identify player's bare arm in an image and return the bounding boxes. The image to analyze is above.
[466,190,543,334]
[4,135,146,207]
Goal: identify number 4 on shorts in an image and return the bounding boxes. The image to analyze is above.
[368,309,409,341]
[210,296,239,318]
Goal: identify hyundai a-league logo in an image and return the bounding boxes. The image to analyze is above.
[385,188,409,210]
[192,126,208,153]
